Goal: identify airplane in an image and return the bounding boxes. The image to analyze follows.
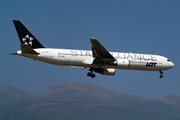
[11,20,174,78]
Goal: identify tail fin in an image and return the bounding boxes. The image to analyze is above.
[13,20,45,49]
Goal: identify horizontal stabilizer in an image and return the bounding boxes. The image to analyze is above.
[21,44,39,54]
[10,53,18,55]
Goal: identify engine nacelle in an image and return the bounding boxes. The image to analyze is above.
[103,68,115,75]
[94,68,115,76]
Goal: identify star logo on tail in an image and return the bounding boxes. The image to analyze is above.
[22,34,33,46]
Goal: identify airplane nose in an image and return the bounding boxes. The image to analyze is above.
[169,62,174,68]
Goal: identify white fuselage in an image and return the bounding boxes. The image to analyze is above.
[16,48,174,71]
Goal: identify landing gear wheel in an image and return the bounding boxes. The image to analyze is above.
[87,68,96,78]
[159,71,164,78]
[159,75,163,78]
[91,74,95,78]
[87,72,92,77]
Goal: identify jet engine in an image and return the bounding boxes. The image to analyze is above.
[94,68,115,76]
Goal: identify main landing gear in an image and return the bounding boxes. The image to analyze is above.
[87,72,95,78]
[87,68,96,78]
[159,71,163,78]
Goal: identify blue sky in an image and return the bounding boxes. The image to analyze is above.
[1,0,179,99]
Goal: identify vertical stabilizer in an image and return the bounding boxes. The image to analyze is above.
[13,20,45,49]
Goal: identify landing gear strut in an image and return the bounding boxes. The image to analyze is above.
[159,71,163,78]
[87,68,96,78]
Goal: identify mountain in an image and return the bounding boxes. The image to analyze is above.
[156,95,180,107]
[38,82,150,102]
[38,82,153,106]
[38,82,180,114]
[0,84,36,104]
[1,82,180,120]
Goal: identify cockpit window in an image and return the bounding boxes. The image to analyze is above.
[167,59,170,61]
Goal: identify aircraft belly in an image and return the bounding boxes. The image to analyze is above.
[127,61,169,71]
[128,61,146,69]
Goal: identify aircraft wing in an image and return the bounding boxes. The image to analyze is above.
[90,38,115,64]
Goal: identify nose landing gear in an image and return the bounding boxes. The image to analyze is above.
[159,71,163,78]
